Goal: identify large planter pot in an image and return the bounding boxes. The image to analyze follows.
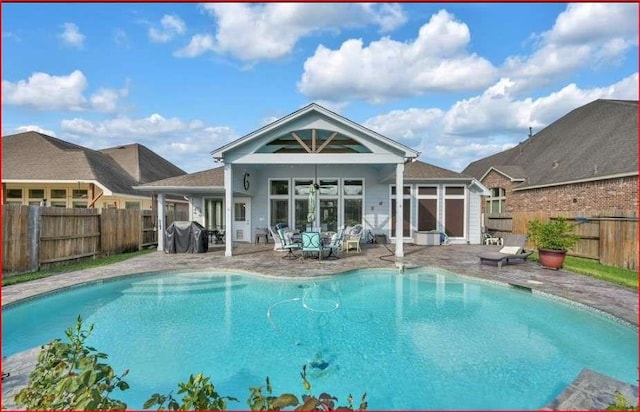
[538,248,567,270]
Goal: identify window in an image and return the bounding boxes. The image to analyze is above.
[269,179,289,228]
[234,202,246,221]
[7,188,22,199]
[73,189,88,199]
[417,186,438,231]
[51,189,66,199]
[444,186,465,238]
[294,179,313,230]
[343,179,363,228]
[29,189,45,199]
[6,188,22,205]
[486,187,505,214]
[391,185,411,238]
[125,201,140,210]
[318,179,338,232]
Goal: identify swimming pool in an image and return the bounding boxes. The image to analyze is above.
[2,268,637,409]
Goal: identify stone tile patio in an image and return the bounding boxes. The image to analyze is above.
[2,242,638,410]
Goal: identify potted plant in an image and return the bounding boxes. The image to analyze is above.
[527,217,580,269]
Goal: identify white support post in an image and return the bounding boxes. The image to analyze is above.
[395,162,404,258]
[224,163,233,256]
[156,193,166,251]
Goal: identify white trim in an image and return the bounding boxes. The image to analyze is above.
[211,103,420,160]
[443,185,467,240]
[3,179,113,195]
[229,153,406,165]
[479,166,526,182]
[134,185,224,193]
[512,172,638,191]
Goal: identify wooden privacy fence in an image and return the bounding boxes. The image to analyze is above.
[2,205,159,275]
[485,210,638,271]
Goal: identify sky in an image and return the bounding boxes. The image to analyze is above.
[2,2,638,174]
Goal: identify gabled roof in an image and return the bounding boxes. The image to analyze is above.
[462,99,638,190]
[2,131,185,197]
[479,165,526,182]
[100,143,186,184]
[211,103,420,162]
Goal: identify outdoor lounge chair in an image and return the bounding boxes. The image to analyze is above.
[478,234,532,269]
[343,224,363,252]
[277,228,301,259]
[322,228,343,260]
[302,231,327,260]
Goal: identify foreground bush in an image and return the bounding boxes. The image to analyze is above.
[15,316,367,411]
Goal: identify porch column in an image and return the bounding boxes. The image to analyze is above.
[156,193,166,251]
[224,163,233,256]
[395,162,404,258]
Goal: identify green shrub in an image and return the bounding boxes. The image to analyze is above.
[527,217,580,250]
[15,317,367,411]
[14,316,130,410]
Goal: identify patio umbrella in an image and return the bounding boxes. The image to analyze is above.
[307,182,317,226]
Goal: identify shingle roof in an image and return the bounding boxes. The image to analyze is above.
[141,160,469,190]
[462,99,638,189]
[140,167,224,187]
[2,131,185,196]
[100,143,185,183]
[404,160,472,179]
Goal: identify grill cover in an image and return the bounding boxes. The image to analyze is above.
[164,221,209,253]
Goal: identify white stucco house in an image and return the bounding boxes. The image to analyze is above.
[136,103,489,257]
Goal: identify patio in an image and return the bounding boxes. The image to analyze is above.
[2,243,637,410]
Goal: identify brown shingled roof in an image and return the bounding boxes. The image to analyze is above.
[404,160,472,179]
[2,131,186,196]
[139,167,224,187]
[100,143,186,183]
[462,99,638,189]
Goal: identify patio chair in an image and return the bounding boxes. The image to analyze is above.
[478,234,532,268]
[302,231,327,260]
[322,228,343,260]
[277,228,301,259]
[269,226,284,251]
[344,224,363,253]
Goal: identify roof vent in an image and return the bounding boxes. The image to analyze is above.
[552,160,559,169]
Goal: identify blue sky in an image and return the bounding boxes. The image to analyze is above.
[2,3,638,173]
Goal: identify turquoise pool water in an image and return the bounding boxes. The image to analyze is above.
[2,269,638,410]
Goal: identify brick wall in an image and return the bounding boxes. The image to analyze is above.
[481,173,638,215]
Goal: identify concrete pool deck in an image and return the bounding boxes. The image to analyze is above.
[2,242,638,409]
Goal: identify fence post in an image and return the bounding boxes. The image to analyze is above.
[27,205,41,272]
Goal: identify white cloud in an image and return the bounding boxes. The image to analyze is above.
[298,10,497,103]
[363,73,638,172]
[2,70,129,113]
[58,23,85,49]
[2,70,87,110]
[174,34,215,58]
[503,3,638,93]
[15,125,57,136]
[60,114,239,172]
[188,3,407,61]
[148,14,186,43]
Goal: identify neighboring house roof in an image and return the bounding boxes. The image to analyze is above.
[100,143,186,184]
[2,131,185,197]
[134,167,227,195]
[463,99,638,190]
[404,160,473,180]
